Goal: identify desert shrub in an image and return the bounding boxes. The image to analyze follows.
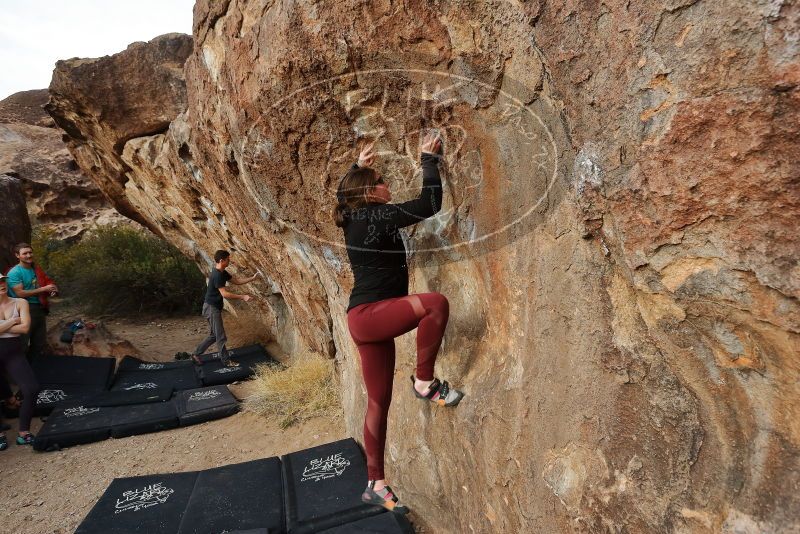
[30,227,68,268]
[244,356,341,428]
[35,225,205,315]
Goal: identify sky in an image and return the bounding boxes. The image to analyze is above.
[0,0,195,100]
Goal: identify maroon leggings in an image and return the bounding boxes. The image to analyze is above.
[347,292,449,480]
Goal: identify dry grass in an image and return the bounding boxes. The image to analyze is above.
[243,355,342,428]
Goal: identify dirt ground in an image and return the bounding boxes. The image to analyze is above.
[0,306,347,534]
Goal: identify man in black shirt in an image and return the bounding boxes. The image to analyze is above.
[191,250,257,366]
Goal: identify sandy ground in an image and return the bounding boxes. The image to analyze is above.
[47,303,219,359]
[0,307,347,534]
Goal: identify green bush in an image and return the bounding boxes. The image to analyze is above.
[30,227,68,268]
[34,225,205,315]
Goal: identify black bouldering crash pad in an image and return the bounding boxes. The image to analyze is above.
[197,360,254,386]
[176,457,284,533]
[75,471,200,534]
[31,354,115,388]
[32,386,243,451]
[110,398,179,438]
[198,346,276,386]
[80,387,174,407]
[34,383,108,416]
[33,404,116,451]
[117,356,193,372]
[78,438,413,533]
[316,513,415,533]
[232,349,276,371]
[197,343,266,363]
[176,386,239,426]
[282,438,383,533]
[111,367,201,393]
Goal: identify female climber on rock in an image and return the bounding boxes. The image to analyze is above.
[333,131,464,514]
[0,273,38,449]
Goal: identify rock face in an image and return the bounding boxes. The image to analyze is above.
[0,176,31,272]
[47,35,194,235]
[0,89,127,239]
[47,2,799,532]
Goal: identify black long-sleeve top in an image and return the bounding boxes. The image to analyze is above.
[343,152,443,311]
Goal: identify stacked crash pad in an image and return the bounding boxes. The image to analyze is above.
[111,366,202,393]
[196,344,275,386]
[29,345,275,451]
[28,346,272,417]
[33,385,238,451]
[76,438,414,534]
[30,354,115,415]
[116,344,274,388]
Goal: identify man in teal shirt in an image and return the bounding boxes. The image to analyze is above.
[7,243,57,360]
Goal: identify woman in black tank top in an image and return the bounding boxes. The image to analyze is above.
[0,273,38,449]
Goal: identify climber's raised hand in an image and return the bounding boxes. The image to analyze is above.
[420,130,442,156]
[358,140,376,168]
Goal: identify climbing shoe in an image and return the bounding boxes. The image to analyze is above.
[16,433,34,446]
[0,434,7,451]
[362,481,409,514]
[411,376,464,407]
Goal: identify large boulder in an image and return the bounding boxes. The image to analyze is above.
[46,319,139,361]
[0,89,127,239]
[0,175,30,272]
[46,1,800,532]
[46,34,194,233]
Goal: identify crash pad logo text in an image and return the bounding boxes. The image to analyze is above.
[64,406,100,417]
[188,390,222,401]
[301,452,351,482]
[114,482,174,513]
[37,389,67,405]
[123,382,158,390]
[138,363,165,370]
